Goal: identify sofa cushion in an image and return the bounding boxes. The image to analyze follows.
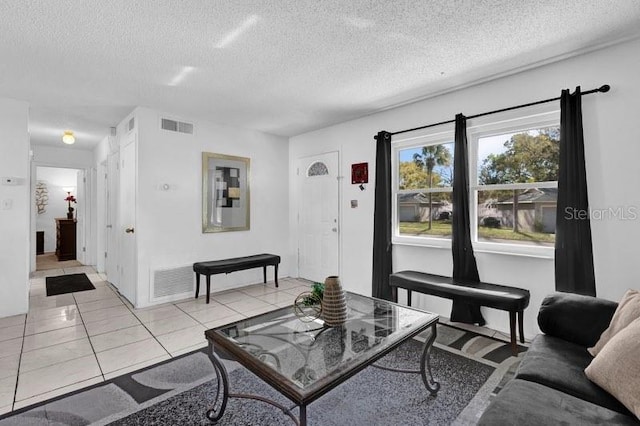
[478,379,639,425]
[589,289,640,356]
[586,316,640,419]
[538,292,617,347]
[515,334,629,414]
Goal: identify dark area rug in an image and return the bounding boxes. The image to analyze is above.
[0,323,518,425]
[110,342,494,426]
[46,273,95,296]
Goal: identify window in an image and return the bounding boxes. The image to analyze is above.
[393,133,454,245]
[392,110,559,256]
[470,111,559,255]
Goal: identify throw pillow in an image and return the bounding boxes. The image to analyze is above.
[588,289,640,357]
[585,316,640,419]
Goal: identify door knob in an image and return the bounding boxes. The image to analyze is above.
[332,227,338,232]
[125,227,135,234]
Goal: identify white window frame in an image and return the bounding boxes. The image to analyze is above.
[392,128,455,248]
[468,109,560,258]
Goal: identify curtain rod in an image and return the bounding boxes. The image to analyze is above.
[388,84,610,137]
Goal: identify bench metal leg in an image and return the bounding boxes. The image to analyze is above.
[195,273,200,299]
[274,264,279,288]
[263,266,267,284]
[407,290,412,307]
[206,275,211,304]
[509,311,517,356]
[518,310,525,344]
[391,286,398,303]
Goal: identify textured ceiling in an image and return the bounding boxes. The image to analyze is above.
[2,1,640,149]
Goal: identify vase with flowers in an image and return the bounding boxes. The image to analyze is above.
[65,192,77,219]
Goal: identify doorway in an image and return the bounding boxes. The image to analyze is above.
[296,151,340,283]
[34,166,85,271]
[117,135,137,303]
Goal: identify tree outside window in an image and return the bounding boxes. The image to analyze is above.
[475,127,559,246]
[397,141,454,238]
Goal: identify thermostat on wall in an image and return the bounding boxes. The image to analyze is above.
[1,177,23,186]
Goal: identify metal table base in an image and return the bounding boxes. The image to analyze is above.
[205,322,440,424]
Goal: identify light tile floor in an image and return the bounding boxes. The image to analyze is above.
[0,265,312,415]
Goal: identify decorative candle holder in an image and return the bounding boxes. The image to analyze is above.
[322,276,347,327]
[293,291,322,322]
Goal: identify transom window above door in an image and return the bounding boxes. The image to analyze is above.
[307,161,329,177]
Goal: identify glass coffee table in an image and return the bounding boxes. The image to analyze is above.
[204,291,439,425]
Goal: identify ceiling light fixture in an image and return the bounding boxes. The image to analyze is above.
[62,130,75,145]
[214,15,260,49]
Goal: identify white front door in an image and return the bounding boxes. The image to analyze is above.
[118,138,137,304]
[297,152,339,283]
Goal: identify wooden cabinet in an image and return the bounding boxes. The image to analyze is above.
[55,218,76,261]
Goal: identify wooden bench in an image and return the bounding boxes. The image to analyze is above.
[193,254,281,304]
[389,271,530,355]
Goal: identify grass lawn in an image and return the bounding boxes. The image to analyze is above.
[399,220,453,236]
[399,220,555,245]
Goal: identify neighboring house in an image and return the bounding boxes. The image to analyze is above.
[398,193,452,222]
[493,188,558,233]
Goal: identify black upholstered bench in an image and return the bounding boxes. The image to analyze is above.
[193,254,281,304]
[389,270,530,355]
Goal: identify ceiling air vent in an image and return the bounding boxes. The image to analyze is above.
[161,118,194,135]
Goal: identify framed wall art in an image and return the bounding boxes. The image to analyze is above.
[202,152,250,232]
[351,162,368,184]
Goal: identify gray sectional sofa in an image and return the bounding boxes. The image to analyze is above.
[478,292,640,425]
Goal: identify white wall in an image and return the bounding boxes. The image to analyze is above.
[35,167,79,252]
[131,107,290,308]
[0,98,30,317]
[93,135,111,166]
[289,38,640,338]
[32,145,94,168]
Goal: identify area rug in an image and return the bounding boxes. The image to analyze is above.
[45,273,95,296]
[0,324,525,425]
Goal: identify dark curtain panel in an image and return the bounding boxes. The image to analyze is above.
[451,114,485,325]
[555,87,596,296]
[372,131,394,301]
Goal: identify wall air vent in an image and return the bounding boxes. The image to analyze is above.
[128,117,135,132]
[151,265,194,302]
[161,118,194,135]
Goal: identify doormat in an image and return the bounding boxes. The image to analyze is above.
[46,273,95,296]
